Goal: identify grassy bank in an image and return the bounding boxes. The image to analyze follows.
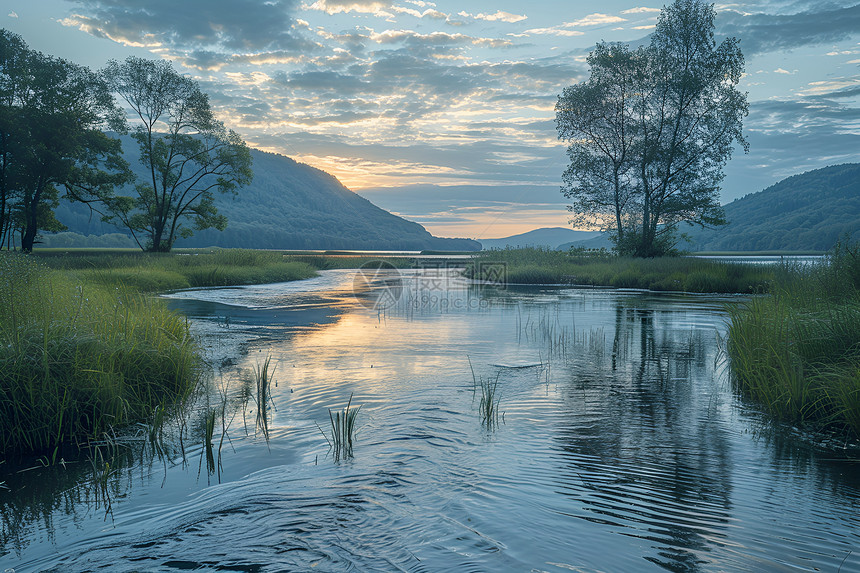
[282,253,414,270]
[1,249,323,457]
[727,243,860,437]
[0,254,202,457]
[37,249,318,292]
[466,247,776,293]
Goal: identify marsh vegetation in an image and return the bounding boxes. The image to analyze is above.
[467,247,775,293]
[728,242,860,436]
[0,254,201,457]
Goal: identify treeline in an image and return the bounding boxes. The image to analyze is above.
[0,29,250,253]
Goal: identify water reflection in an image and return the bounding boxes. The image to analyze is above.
[2,270,859,572]
[550,303,734,572]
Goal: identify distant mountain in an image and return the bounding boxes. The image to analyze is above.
[558,233,614,251]
[51,137,479,251]
[479,227,600,250]
[684,163,860,252]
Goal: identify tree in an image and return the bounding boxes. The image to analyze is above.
[101,57,253,252]
[556,0,748,257]
[0,29,129,252]
[556,42,640,243]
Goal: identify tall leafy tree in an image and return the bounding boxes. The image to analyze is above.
[0,30,27,248]
[102,57,253,252]
[556,43,640,242]
[0,29,129,252]
[556,0,748,257]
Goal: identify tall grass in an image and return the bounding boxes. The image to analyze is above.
[36,249,318,292]
[253,356,276,441]
[478,373,502,429]
[727,241,860,436]
[319,394,360,462]
[469,358,502,429]
[466,247,775,293]
[0,254,203,456]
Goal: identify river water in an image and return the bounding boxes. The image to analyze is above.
[2,268,859,572]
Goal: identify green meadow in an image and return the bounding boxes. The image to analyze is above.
[36,248,319,292]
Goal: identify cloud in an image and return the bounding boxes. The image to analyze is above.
[514,27,585,38]
[798,76,860,96]
[564,13,627,27]
[62,0,317,56]
[718,4,860,56]
[458,10,528,24]
[514,12,627,37]
[390,6,449,19]
[719,88,860,202]
[621,7,661,14]
[357,184,572,237]
[304,0,391,14]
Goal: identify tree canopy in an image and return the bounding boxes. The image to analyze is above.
[99,57,253,252]
[0,29,129,252]
[556,0,748,257]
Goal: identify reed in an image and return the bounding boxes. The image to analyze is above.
[201,407,218,476]
[253,355,276,440]
[727,241,860,435]
[466,247,774,293]
[89,445,117,517]
[320,394,361,461]
[478,373,502,429]
[0,254,203,456]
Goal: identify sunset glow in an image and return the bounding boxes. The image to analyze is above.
[5,0,859,237]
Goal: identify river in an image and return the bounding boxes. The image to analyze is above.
[2,268,858,572]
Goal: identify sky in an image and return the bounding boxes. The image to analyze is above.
[3,0,860,239]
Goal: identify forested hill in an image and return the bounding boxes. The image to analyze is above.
[684,163,860,252]
[53,140,480,251]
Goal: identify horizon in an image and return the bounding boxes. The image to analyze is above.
[4,0,859,239]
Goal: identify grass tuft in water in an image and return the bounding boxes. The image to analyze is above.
[319,394,361,462]
[478,373,502,429]
[89,445,117,518]
[253,356,276,440]
[201,408,219,476]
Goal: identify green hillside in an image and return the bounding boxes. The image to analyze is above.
[52,137,479,251]
[684,163,860,252]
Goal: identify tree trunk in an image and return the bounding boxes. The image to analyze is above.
[20,181,44,253]
[613,168,624,241]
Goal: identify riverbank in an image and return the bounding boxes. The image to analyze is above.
[36,248,318,291]
[465,247,776,293]
[727,242,860,437]
[0,249,323,457]
[0,254,202,457]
